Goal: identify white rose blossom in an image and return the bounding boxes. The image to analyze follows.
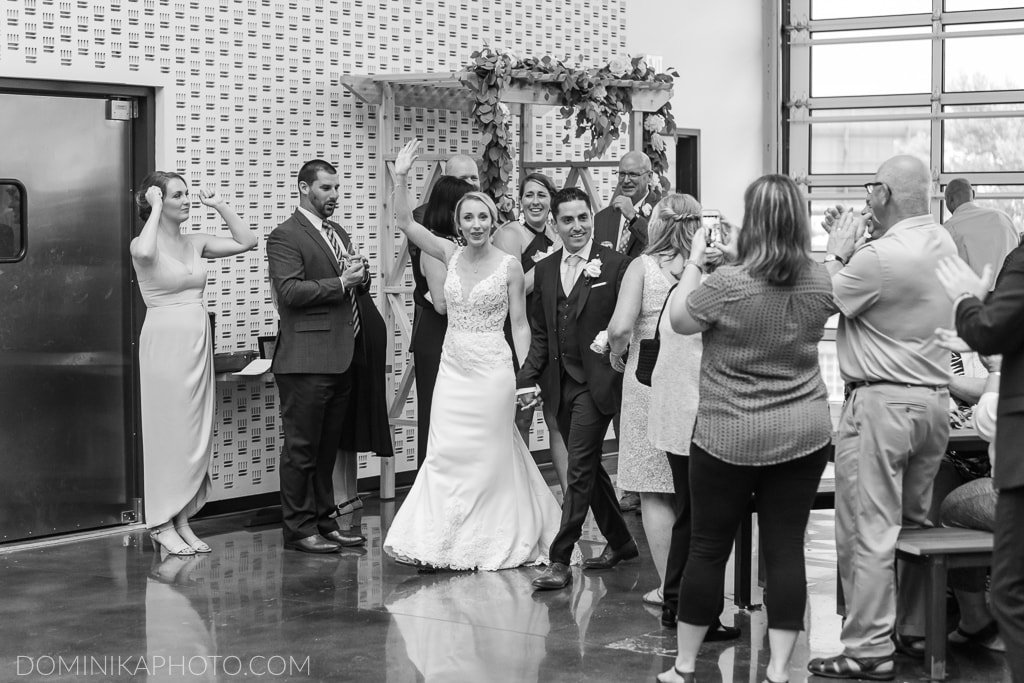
[606,56,629,78]
[583,258,602,278]
[644,114,666,133]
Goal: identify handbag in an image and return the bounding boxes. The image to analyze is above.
[634,284,678,387]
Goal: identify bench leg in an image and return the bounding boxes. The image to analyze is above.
[924,556,948,681]
[734,513,753,608]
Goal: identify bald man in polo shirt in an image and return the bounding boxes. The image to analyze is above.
[808,156,957,680]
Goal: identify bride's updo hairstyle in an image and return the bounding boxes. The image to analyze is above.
[454,191,500,231]
[135,171,187,221]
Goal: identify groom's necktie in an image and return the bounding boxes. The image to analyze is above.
[325,224,361,338]
[562,254,583,294]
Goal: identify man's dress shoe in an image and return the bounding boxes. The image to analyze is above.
[322,530,366,547]
[284,535,341,554]
[582,540,639,570]
[532,562,572,590]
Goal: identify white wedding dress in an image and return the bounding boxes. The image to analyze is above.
[384,247,561,570]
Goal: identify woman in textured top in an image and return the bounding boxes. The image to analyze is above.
[492,172,569,491]
[409,177,474,468]
[657,174,834,683]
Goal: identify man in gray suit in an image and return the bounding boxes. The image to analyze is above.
[267,159,368,553]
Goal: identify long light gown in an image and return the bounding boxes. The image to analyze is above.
[384,247,561,570]
[135,239,214,527]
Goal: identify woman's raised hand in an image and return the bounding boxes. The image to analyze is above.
[145,185,163,208]
[395,140,420,176]
[198,186,224,208]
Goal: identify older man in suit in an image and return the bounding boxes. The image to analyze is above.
[267,159,368,553]
[518,187,638,590]
[936,243,1024,681]
[593,151,661,258]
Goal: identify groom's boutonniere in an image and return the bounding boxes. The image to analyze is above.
[640,203,652,218]
[583,258,602,280]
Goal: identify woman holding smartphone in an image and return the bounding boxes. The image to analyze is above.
[658,175,834,683]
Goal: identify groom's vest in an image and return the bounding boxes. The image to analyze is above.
[556,279,586,384]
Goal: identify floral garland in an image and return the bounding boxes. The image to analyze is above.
[462,48,678,216]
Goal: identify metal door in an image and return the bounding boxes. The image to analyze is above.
[0,92,137,542]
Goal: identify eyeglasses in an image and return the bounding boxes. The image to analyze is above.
[613,170,651,180]
[864,181,889,196]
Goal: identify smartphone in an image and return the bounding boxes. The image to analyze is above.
[701,210,722,246]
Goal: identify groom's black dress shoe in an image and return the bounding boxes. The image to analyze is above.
[284,535,341,554]
[532,562,572,590]
[582,539,639,570]
[322,530,366,547]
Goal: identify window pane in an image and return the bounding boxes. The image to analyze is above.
[811,29,932,96]
[0,182,23,260]
[811,109,930,174]
[945,22,1024,91]
[945,0,1024,11]
[943,104,1024,172]
[813,0,931,20]
[818,340,844,402]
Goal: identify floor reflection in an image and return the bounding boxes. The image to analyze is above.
[0,481,1010,682]
[386,570,550,682]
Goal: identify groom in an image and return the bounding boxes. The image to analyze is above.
[517,186,638,590]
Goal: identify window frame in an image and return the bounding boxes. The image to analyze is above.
[0,178,27,263]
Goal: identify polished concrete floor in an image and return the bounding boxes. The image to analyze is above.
[0,475,1009,682]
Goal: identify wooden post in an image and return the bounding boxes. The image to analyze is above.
[378,82,397,501]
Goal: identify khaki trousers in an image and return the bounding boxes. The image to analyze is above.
[836,383,949,657]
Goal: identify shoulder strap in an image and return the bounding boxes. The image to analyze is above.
[652,283,678,341]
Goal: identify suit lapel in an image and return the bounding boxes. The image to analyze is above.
[294,210,342,277]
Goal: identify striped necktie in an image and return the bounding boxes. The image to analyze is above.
[325,224,361,338]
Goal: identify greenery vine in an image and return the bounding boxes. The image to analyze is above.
[462,47,678,210]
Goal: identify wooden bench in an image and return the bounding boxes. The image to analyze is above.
[896,527,994,681]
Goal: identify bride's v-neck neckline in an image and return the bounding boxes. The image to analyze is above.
[453,248,502,302]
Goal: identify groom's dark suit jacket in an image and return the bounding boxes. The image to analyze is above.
[516,243,630,416]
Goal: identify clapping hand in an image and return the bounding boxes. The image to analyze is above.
[821,204,846,234]
[145,185,163,209]
[341,258,366,288]
[826,208,869,263]
[935,256,993,302]
[395,140,420,176]
[198,187,225,208]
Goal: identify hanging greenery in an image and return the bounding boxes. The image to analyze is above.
[461,47,678,208]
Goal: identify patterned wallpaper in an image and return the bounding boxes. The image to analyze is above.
[1,0,629,500]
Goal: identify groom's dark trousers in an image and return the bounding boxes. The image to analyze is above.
[549,372,632,563]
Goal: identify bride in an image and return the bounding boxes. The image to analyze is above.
[383,140,561,571]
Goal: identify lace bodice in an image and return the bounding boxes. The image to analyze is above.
[442,247,514,370]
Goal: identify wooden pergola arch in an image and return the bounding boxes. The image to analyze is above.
[341,71,673,497]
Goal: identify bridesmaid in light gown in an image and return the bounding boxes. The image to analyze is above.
[131,172,257,556]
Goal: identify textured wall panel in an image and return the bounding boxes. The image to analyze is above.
[1,0,627,500]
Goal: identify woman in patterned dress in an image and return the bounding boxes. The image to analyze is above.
[606,194,696,605]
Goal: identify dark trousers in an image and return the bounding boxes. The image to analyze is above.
[275,372,352,542]
[548,374,632,565]
[412,306,445,468]
[662,453,725,624]
[678,443,828,630]
[992,485,1024,682]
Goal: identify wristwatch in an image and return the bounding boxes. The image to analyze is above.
[824,253,846,266]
